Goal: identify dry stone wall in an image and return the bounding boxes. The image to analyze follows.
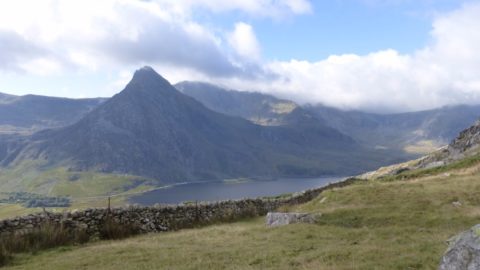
[0,177,359,236]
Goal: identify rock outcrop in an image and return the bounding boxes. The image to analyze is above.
[439,224,480,270]
[419,120,480,169]
[265,212,319,227]
[360,119,480,180]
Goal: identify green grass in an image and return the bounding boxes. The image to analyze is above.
[3,162,480,269]
[0,159,158,198]
[0,204,42,220]
[0,160,156,220]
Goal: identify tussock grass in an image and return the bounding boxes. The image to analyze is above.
[0,217,143,267]
[0,222,90,267]
[99,218,140,240]
[0,243,9,267]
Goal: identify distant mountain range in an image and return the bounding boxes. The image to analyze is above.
[307,104,480,154]
[177,81,480,155]
[0,93,105,134]
[0,67,479,194]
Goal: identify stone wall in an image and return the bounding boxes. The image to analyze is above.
[0,177,360,236]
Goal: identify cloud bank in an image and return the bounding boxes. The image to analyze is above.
[222,2,480,113]
[0,0,479,113]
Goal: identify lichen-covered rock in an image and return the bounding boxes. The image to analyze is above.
[439,224,480,270]
[265,212,319,227]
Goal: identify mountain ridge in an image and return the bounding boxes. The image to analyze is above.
[0,92,106,135]
[176,81,480,155]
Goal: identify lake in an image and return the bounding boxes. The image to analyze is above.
[130,176,343,205]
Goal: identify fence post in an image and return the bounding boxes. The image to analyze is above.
[107,197,111,216]
[195,200,199,222]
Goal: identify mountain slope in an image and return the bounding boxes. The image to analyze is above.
[1,67,387,184]
[357,118,480,180]
[0,93,105,134]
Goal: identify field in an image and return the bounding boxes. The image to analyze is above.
[2,161,480,269]
[0,159,158,198]
[0,158,162,220]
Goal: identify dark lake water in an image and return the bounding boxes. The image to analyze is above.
[130,177,343,205]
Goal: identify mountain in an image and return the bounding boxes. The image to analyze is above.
[307,104,480,154]
[0,92,17,103]
[0,93,105,134]
[1,67,394,185]
[175,81,324,127]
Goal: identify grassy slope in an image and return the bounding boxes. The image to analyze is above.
[0,160,160,219]
[4,162,480,269]
[0,160,157,197]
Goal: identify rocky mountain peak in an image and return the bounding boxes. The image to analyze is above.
[133,66,157,78]
[125,66,173,95]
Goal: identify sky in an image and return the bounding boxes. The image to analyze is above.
[0,0,479,113]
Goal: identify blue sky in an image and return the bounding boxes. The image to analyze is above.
[197,0,463,60]
[0,0,479,112]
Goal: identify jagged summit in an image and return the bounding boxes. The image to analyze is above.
[124,66,173,95]
[139,65,155,72]
[132,66,161,79]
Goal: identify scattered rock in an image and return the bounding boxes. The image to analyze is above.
[452,201,462,207]
[266,212,319,227]
[439,224,480,270]
[422,161,446,169]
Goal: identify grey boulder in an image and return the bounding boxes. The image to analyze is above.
[266,212,319,227]
[439,224,480,270]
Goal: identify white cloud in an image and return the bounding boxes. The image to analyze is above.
[219,2,480,113]
[164,0,312,18]
[228,22,261,62]
[0,0,300,79]
[1,0,480,113]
